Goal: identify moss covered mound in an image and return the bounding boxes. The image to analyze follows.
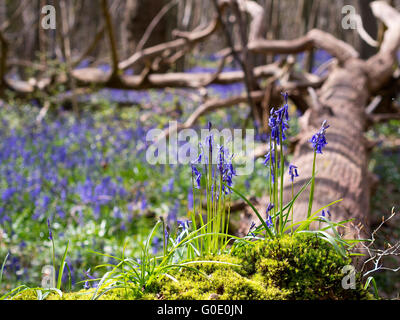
[13,234,372,300]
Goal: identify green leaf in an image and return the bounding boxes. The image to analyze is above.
[57,240,70,290]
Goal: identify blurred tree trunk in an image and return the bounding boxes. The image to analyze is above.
[22,0,40,63]
[358,0,378,59]
[123,0,174,72]
[282,60,371,240]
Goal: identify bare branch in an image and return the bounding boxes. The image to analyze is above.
[367,1,400,92]
[136,0,179,53]
[101,0,120,79]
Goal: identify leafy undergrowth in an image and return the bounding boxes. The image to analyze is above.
[13,234,372,300]
[367,119,400,298]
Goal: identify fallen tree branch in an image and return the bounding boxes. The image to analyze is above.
[240,0,359,64]
[366,1,400,92]
[71,62,282,89]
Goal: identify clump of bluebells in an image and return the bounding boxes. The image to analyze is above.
[189,122,236,255]
[242,93,349,257]
[261,92,292,235]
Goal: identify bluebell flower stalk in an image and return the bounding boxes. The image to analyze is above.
[47,218,56,288]
[288,164,299,232]
[262,92,293,235]
[189,123,236,255]
[307,120,329,218]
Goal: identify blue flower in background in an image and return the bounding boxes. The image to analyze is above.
[167,200,180,226]
[152,237,162,255]
[288,164,299,182]
[187,189,194,209]
[321,210,332,220]
[47,218,53,241]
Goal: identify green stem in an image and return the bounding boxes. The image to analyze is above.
[279,127,284,235]
[51,239,56,288]
[307,151,317,218]
[273,140,278,230]
[291,182,294,234]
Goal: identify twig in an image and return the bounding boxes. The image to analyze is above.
[101,0,120,79]
[136,0,179,53]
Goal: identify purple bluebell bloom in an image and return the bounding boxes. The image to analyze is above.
[249,221,256,237]
[321,210,331,219]
[310,120,330,154]
[140,197,147,211]
[268,93,290,145]
[176,220,191,242]
[83,268,97,289]
[288,164,299,182]
[266,215,273,228]
[191,165,202,189]
[152,237,162,255]
[266,203,274,214]
[167,200,179,226]
[47,218,53,241]
[188,189,194,209]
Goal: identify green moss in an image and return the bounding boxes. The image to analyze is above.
[11,233,373,300]
[232,233,372,300]
[12,287,137,300]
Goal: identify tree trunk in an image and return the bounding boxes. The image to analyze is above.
[282,59,371,239]
[123,0,172,72]
[237,0,400,244]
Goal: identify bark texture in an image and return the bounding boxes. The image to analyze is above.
[237,1,400,242]
[283,60,371,239]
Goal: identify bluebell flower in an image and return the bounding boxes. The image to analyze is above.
[112,206,123,219]
[268,94,290,145]
[191,165,202,189]
[263,147,279,168]
[162,177,174,193]
[279,92,290,122]
[218,145,225,176]
[249,221,256,237]
[83,268,97,289]
[219,150,235,195]
[321,210,331,219]
[176,220,191,242]
[266,215,273,228]
[47,218,53,241]
[264,139,280,184]
[0,207,11,224]
[288,164,299,182]
[196,144,203,164]
[187,189,194,209]
[164,228,169,248]
[140,197,147,211]
[152,237,162,255]
[83,280,90,290]
[310,120,330,154]
[177,219,191,230]
[266,203,274,214]
[167,200,179,226]
[2,188,15,202]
